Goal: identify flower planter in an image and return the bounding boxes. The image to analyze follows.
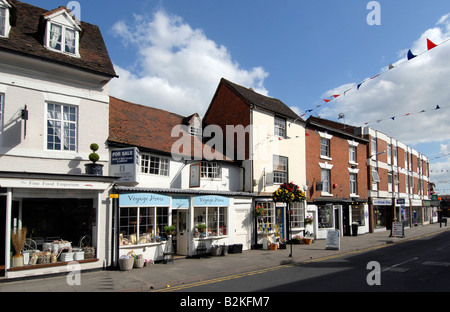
[303,238,313,245]
[134,258,145,268]
[269,243,278,250]
[85,163,103,176]
[210,245,222,256]
[228,244,243,254]
[119,257,134,271]
[279,243,286,249]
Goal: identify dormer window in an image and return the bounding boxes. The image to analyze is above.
[0,0,11,38]
[44,7,81,57]
[48,23,76,54]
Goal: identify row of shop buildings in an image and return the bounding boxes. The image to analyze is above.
[0,1,436,279]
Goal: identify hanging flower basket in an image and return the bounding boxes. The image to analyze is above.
[305,217,313,225]
[272,182,306,203]
[255,204,267,217]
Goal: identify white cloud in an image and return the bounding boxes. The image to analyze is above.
[316,13,450,147]
[109,10,269,116]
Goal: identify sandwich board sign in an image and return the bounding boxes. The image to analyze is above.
[326,229,340,250]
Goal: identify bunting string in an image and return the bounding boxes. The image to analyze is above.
[300,38,450,120]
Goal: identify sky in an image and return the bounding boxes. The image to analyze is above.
[26,0,450,193]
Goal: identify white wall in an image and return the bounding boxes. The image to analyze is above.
[251,108,306,193]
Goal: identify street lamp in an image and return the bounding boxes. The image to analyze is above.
[368,150,386,160]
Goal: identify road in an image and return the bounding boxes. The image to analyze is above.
[164,231,450,292]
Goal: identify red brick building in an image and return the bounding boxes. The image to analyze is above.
[305,117,369,238]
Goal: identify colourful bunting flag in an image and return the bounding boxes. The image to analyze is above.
[427,38,437,50]
[407,49,416,60]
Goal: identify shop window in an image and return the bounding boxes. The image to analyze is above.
[318,205,333,228]
[351,205,365,226]
[141,154,169,176]
[374,206,386,228]
[119,206,168,245]
[46,103,77,151]
[194,207,227,237]
[256,202,275,234]
[290,201,305,228]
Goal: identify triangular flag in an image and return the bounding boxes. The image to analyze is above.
[407,50,416,60]
[357,83,363,90]
[371,74,380,79]
[436,105,441,109]
[333,95,340,98]
[427,38,437,50]
[391,117,395,120]
[389,63,394,70]
[323,99,331,103]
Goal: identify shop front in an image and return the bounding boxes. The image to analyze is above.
[253,198,306,247]
[115,189,253,264]
[371,198,394,232]
[0,172,115,279]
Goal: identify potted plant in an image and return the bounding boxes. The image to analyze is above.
[255,204,267,217]
[85,143,103,175]
[196,223,206,233]
[164,225,176,236]
[305,216,313,225]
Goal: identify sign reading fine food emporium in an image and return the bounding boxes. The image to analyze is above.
[110,147,140,184]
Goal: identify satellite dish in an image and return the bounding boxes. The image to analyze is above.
[338,113,345,119]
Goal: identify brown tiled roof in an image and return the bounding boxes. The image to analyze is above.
[220,78,300,120]
[108,96,230,161]
[0,1,116,78]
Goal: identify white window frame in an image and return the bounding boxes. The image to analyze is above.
[0,3,11,38]
[45,21,80,56]
[273,155,288,184]
[350,173,358,196]
[201,162,221,179]
[141,154,170,176]
[0,93,4,133]
[46,103,78,151]
[321,168,331,193]
[274,116,286,138]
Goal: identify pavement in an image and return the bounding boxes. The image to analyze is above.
[0,222,448,292]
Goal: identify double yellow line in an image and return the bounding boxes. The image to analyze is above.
[151,264,294,292]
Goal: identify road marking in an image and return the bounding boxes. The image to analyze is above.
[382,257,418,272]
[151,229,449,292]
[422,261,450,267]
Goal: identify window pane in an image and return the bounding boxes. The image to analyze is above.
[274,116,286,138]
[320,138,329,157]
[47,103,77,151]
[208,207,217,236]
[64,28,76,54]
[318,205,333,228]
[50,23,62,50]
[219,207,227,236]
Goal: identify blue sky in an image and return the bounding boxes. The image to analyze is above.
[26,0,450,192]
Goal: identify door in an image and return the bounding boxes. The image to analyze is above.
[175,210,188,255]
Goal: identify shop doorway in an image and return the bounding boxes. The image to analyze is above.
[172,209,188,255]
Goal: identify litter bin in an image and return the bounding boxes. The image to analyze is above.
[351,224,358,236]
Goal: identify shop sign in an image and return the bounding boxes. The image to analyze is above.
[396,198,405,205]
[193,195,229,207]
[373,198,392,206]
[0,178,110,190]
[119,193,170,207]
[172,196,190,208]
[326,229,340,250]
[110,147,140,185]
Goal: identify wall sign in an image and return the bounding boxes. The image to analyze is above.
[189,163,200,188]
[119,193,170,207]
[172,196,190,209]
[193,195,229,207]
[110,147,140,185]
